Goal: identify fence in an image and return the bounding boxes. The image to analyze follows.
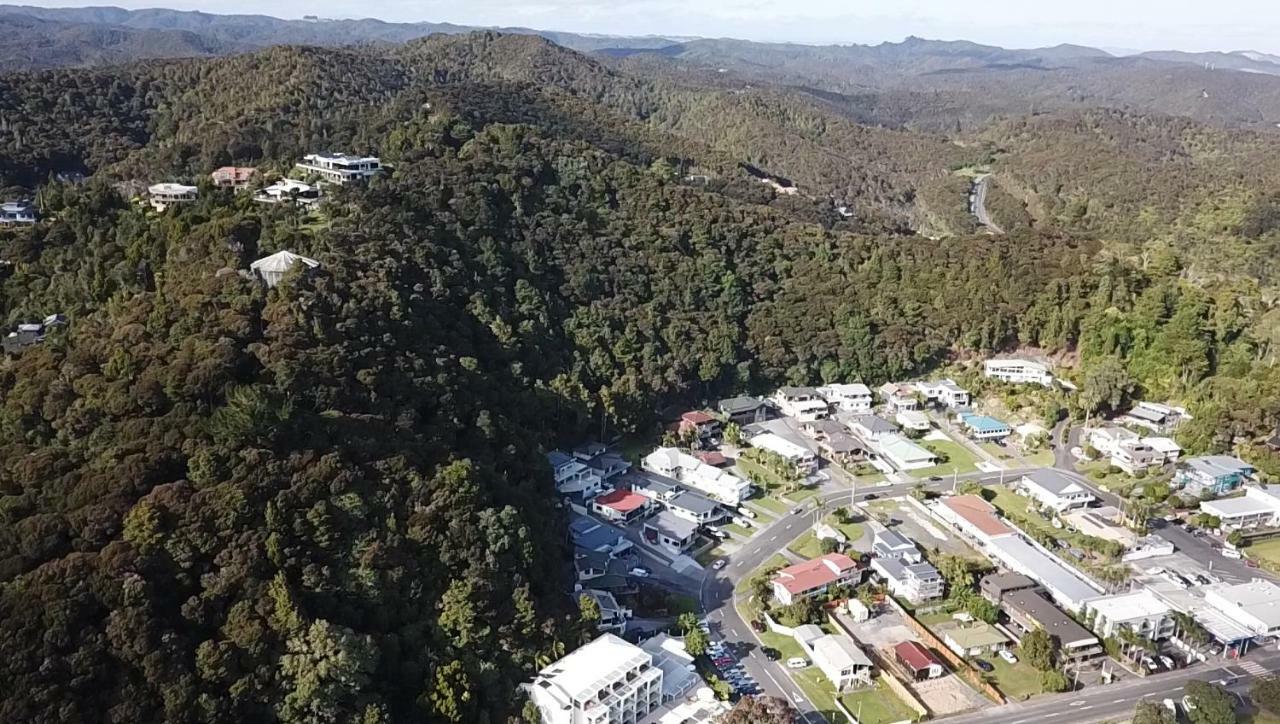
[827,611,931,720]
[885,596,1006,705]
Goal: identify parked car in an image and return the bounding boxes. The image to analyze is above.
[732,516,754,528]
[708,528,730,540]
[1194,574,1212,586]
[736,507,756,519]
[762,647,780,661]
[1162,699,1178,715]
[1142,657,1160,672]
[629,567,650,578]
[974,659,994,672]
[786,657,809,669]
[1182,695,1198,713]
[1159,655,1176,670]
[713,559,727,570]
[863,493,878,501]
[750,619,766,633]
[928,476,943,482]
[1222,548,1243,559]
[791,506,804,515]
[998,649,1018,664]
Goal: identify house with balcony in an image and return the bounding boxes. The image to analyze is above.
[295,153,383,185]
[1176,455,1256,496]
[717,395,770,425]
[148,182,199,211]
[643,447,749,506]
[917,379,971,408]
[550,450,603,503]
[878,382,920,412]
[210,166,258,189]
[1085,589,1175,640]
[983,358,1054,386]
[678,410,722,444]
[747,432,819,475]
[526,633,664,724]
[771,386,830,421]
[1121,401,1189,433]
[0,200,36,225]
[958,413,1012,441]
[254,179,321,206]
[771,553,861,605]
[1017,470,1095,512]
[818,383,874,413]
[810,634,873,691]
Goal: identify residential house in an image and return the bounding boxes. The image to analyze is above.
[579,447,631,485]
[581,589,632,635]
[771,386,830,421]
[1088,427,1163,475]
[985,534,1103,613]
[694,451,729,468]
[894,641,944,680]
[935,495,1013,543]
[630,475,681,506]
[802,420,864,463]
[810,634,874,691]
[1085,589,1175,640]
[295,153,383,185]
[0,200,36,225]
[1200,485,1280,530]
[937,620,1010,657]
[550,451,603,502]
[818,383,874,413]
[717,396,770,425]
[895,410,931,433]
[770,553,861,605]
[1176,455,1256,496]
[1121,402,1189,433]
[793,624,825,653]
[917,379,971,408]
[678,410,723,444]
[666,492,723,525]
[875,434,938,472]
[526,633,663,724]
[846,414,899,442]
[1017,470,1096,512]
[878,382,920,412]
[250,250,321,289]
[748,432,819,474]
[872,529,923,563]
[148,182,199,211]
[872,557,944,604]
[641,511,700,555]
[983,358,1054,386]
[591,489,650,523]
[639,634,701,703]
[210,166,257,189]
[1145,437,1183,463]
[568,514,632,557]
[1203,580,1280,638]
[643,447,749,506]
[958,413,1012,441]
[253,179,321,206]
[979,572,1038,603]
[1000,588,1102,659]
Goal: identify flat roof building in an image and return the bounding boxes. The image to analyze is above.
[296,153,383,185]
[527,633,663,724]
[1203,580,1280,638]
[1086,589,1175,640]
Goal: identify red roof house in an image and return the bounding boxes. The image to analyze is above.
[770,553,861,605]
[894,641,944,680]
[695,451,729,467]
[937,494,1012,540]
[590,489,650,522]
[211,166,258,188]
[679,410,723,440]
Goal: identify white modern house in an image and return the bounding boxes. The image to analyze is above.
[295,153,383,185]
[148,182,199,211]
[818,383,874,413]
[1085,589,1175,640]
[0,200,36,225]
[748,432,819,474]
[549,451,604,502]
[771,386,830,421]
[916,379,971,408]
[895,410,931,433]
[253,178,322,206]
[527,633,664,724]
[878,382,920,412]
[643,447,751,506]
[984,358,1054,386]
[1200,485,1280,530]
[250,250,321,288]
[846,414,899,442]
[810,634,873,691]
[1017,470,1096,512]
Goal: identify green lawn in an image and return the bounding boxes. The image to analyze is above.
[840,678,920,724]
[1244,538,1280,573]
[751,497,790,516]
[724,523,755,538]
[695,546,729,566]
[784,486,820,503]
[788,530,824,559]
[759,630,808,662]
[1024,449,1055,467]
[985,486,1103,554]
[735,553,791,595]
[736,457,792,491]
[980,442,1012,460]
[981,654,1043,701]
[665,592,700,617]
[917,438,980,476]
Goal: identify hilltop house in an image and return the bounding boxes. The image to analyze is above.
[250,250,321,288]
[771,387,830,421]
[254,179,321,206]
[1176,455,1256,496]
[0,200,36,225]
[148,183,199,211]
[984,358,1053,386]
[295,153,383,185]
[917,379,971,408]
[1121,401,1189,433]
[818,383,874,413]
[718,396,770,425]
[211,166,258,189]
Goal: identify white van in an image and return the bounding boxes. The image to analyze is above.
[737,507,757,519]
[1221,548,1243,559]
[786,657,809,669]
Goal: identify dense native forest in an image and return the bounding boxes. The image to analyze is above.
[0,29,1279,723]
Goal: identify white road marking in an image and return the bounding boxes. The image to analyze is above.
[769,535,778,541]
[1112,698,1126,704]
[1079,705,1094,711]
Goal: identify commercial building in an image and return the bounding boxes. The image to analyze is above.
[984,358,1053,386]
[1200,485,1280,530]
[1085,589,1175,640]
[1017,470,1096,513]
[771,386,830,421]
[819,383,874,413]
[1203,580,1280,638]
[985,535,1102,613]
[148,182,198,211]
[1176,456,1257,496]
[771,553,861,605]
[527,633,663,724]
[295,153,383,185]
[643,447,750,505]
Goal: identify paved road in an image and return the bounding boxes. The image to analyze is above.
[971,175,1005,235]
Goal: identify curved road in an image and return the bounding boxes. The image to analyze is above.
[972,175,1005,235]
[694,424,1277,722]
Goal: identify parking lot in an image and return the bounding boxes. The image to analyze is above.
[702,621,762,698]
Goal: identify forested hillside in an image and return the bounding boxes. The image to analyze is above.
[2,29,1280,723]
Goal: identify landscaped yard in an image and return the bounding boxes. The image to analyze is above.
[784,486,821,503]
[750,496,790,516]
[980,654,1043,701]
[1023,449,1055,467]
[695,545,729,566]
[787,514,866,559]
[984,486,1102,553]
[840,678,920,724]
[917,438,980,476]
[734,553,791,595]
[736,457,793,492]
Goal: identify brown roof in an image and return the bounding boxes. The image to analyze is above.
[594,489,648,514]
[681,410,717,425]
[772,553,859,596]
[695,451,729,467]
[942,495,1012,538]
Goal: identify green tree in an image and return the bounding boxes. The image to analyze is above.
[684,627,710,657]
[1251,676,1280,716]
[1184,680,1236,724]
[1019,628,1059,671]
[1039,668,1071,693]
[278,620,378,724]
[1080,356,1137,415]
[1132,699,1176,724]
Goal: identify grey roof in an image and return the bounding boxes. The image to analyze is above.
[988,536,1101,606]
[1183,456,1254,478]
[874,528,915,551]
[669,491,720,515]
[1125,406,1167,423]
[1002,589,1098,648]
[646,510,699,539]
[793,624,824,643]
[719,396,765,413]
[778,386,820,398]
[852,414,898,433]
[547,450,574,468]
[573,442,607,458]
[822,432,861,454]
[632,475,678,496]
[873,556,906,580]
[584,453,629,473]
[1022,469,1083,496]
[980,572,1037,597]
[905,562,941,580]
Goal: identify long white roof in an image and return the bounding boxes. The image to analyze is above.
[250,250,321,273]
[534,633,650,701]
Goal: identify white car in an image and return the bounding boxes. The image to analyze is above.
[736,507,756,519]
[732,516,754,528]
[712,559,727,570]
[629,567,650,578]
[786,657,809,669]
[1159,655,1175,670]
[1182,695,1198,712]
[1162,699,1178,715]
[998,649,1018,664]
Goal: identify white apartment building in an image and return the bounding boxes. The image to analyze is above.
[748,432,819,474]
[818,383,874,413]
[771,386,830,421]
[1086,589,1175,640]
[528,633,664,724]
[1204,580,1280,638]
[0,200,36,225]
[984,358,1054,386]
[642,447,751,506]
[295,153,383,185]
[148,183,199,211]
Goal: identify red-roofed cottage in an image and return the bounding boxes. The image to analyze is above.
[211,166,258,189]
[679,410,723,442]
[771,553,861,605]
[894,641,945,680]
[591,489,650,523]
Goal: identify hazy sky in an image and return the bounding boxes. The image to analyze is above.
[26,0,1280,53]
